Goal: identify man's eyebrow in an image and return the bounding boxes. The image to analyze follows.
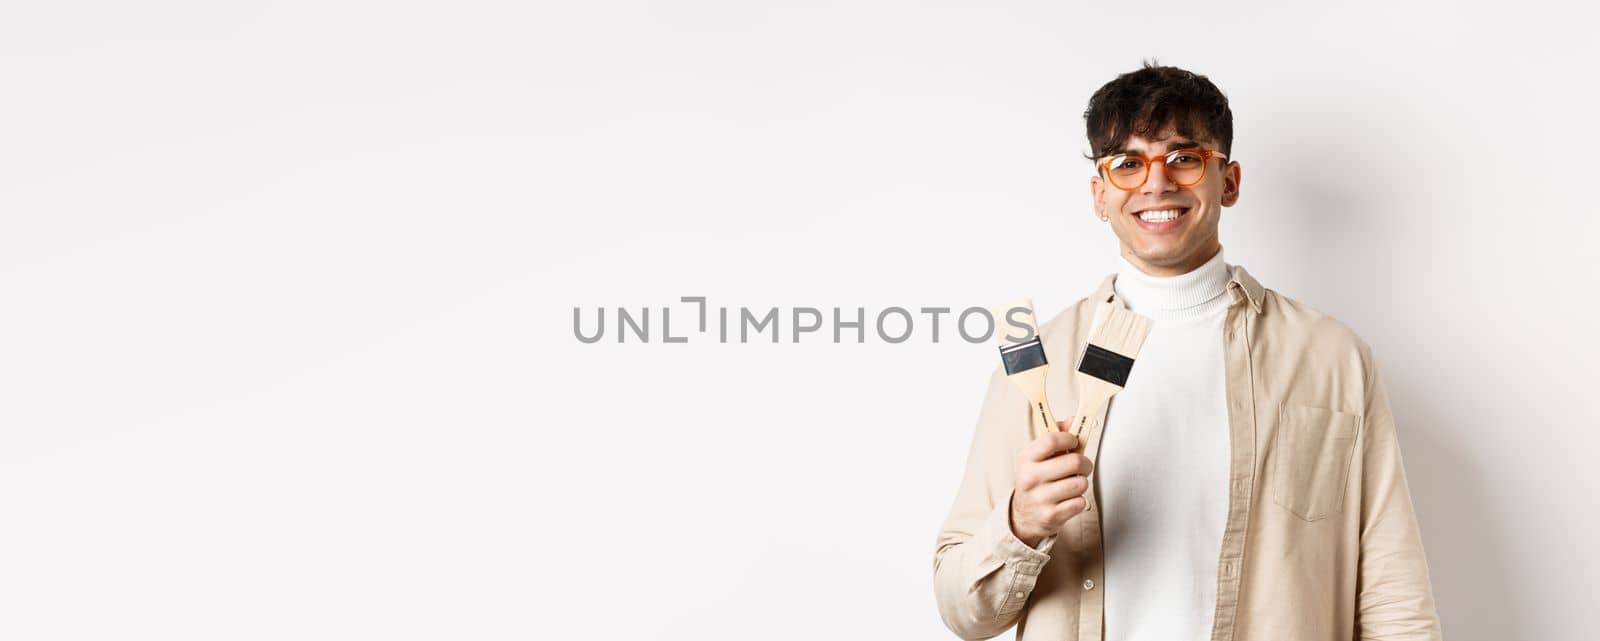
[1108,140,1204,156]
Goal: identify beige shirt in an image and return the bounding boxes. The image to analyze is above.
[933,265,1442,640]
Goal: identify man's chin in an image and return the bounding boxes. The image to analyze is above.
[1129,248,1184,267]
[1125,246,1208,274]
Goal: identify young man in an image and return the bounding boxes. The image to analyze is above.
[932,63,1442,641]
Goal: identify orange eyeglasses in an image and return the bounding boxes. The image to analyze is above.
[1096,147,1228,191]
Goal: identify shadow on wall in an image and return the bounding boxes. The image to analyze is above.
[1390,390,1516,640]
[1263,95,1518,639]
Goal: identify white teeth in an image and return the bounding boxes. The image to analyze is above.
[1137,208,1184,223]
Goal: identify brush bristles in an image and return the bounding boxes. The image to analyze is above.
[1089,306,1153,361]
[990,299,1041,349]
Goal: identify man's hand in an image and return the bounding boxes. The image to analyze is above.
[1009,420,1094,548]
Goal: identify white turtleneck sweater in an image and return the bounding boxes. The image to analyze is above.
[1098,247,1232,641]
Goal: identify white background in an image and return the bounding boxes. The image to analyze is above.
[3,1,1597,639]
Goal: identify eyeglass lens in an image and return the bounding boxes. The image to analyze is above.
[1107,151,1209,189]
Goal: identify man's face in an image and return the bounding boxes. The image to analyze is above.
[1088,130,1241,276]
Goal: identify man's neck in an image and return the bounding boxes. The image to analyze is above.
[1113,246,1231,318]
[1120,243,1222,277]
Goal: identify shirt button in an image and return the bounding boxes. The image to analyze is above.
[1014,591,1026,599]
[1083,579,1095,590]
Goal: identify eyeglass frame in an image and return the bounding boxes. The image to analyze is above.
[1094,147,1229,191]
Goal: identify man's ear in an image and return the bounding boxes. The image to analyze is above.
[1089,176,1106,220]
[1220,162,1241,207]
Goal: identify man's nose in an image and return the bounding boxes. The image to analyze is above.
[1142,161,1178,195]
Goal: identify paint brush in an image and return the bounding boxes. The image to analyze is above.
[1066,301,1153,439]
[992,299,1061,435]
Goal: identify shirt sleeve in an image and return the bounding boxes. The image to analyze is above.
[932,365,1060,640]
[1354,343,1445,640]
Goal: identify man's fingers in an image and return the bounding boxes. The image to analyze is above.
[1046,425,1078,456]
[1031,451,1091,480]
[1056,417,1077,435]
[1055,418,1081,451]
[1056,496,1088,520]
[1036,474,1090,504]
[1025,428,1078,461]
[1030,428,1081,460]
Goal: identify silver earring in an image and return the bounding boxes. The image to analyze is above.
[1099,214,1109,222]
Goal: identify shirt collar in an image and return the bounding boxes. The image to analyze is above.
[1090,262,1264,315]
[1113,248,1231,314]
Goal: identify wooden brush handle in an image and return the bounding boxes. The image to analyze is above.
[1031,398,1059,433]
[1072,362,1127,435]
[1069,394,1109,440]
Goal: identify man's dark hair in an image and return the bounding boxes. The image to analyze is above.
[1082,59,1233,165]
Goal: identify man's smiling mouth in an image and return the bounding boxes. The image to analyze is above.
[1135,208,1188,223]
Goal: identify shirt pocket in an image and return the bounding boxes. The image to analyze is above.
[1272,403,1362,522]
